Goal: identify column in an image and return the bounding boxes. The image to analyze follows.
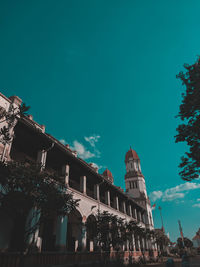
[145,238,149,250]
[141,237,145,251]
[128,205,132,217]
[90,241,94,252]
[132,234,136,251]
[138,211,142,222]
[105,190,110,206]
[81,223,87,251]
[80,175,86,195]
[94,184,100,201]
[114,196,119,210]
[37,150,47,170]
[137,235,141,251]
[134,208,137,220]
[62,164,70,186]
[55,216,68,250]
[122,201,126,214]
[26,208,41,251]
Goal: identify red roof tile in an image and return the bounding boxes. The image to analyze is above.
[125,148,139,161]
[103,168,113,178]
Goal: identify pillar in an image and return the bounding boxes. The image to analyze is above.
[56,216,67,249]
[90,241,94,252]
[132,234,136,251]
[138,211,142,222]
[122,201,126,214]
[62,164,70,186]
[128,205,132,217]
[105,190,110,206]
[94,184,100,201]
[137,235,141,251]
[80,175,86,194]
[26,208,41,250]
[81,223,87,251]
[55,216,68,250]
[37,150,47,170]
[134,208,137,220]
[114,196,119,210]
[145,238,149,250]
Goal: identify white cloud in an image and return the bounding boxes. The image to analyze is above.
[71,140,95,160]
[59,139,67,145]
[84,135,100,147]
[197,198,200,202]
[149,191,163,202]
[150,182,200,203]
[193,203,200,208]
[162,192,185,202]
[165,182,200,194]
[59,134,101,160]
[84,134,101,158]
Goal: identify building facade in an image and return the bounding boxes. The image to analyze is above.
[0,93,156,258]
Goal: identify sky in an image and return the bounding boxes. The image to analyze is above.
[0,0,200,242]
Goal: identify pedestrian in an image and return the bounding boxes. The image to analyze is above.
[165,258,175,267]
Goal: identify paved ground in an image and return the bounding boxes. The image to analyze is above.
[146,255,200,267]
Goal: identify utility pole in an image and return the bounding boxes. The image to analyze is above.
[158,206,165,232]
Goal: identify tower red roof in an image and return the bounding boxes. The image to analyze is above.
[103,168,113,178]
[125,147,139,162]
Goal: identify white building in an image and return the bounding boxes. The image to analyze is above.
[0,92,157,258]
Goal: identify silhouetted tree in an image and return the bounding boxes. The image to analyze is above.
[177,237,193,249]
[176,57,200,180]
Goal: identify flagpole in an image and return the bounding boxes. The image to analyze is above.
[151,204,156,226]
[158,206,164,232]
[178,220,185,247]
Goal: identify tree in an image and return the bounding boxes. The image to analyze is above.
[154,229,170,255]
[92,210,125,252]
[0,102,29,145]
[176,58,200,180]
[177,237,193,249]
[87,210,145,253]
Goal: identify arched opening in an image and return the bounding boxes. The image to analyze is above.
[0,210,13,251]
[40,216,57,251]
[66,209,82,251]
[86,214,97,251]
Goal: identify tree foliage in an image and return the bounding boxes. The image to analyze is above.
[176,58,200,180]
[177,237,193,249]
[86,210,154,252]
[154,229,170,251]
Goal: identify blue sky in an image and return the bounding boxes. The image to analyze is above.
[1,0,200,241]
